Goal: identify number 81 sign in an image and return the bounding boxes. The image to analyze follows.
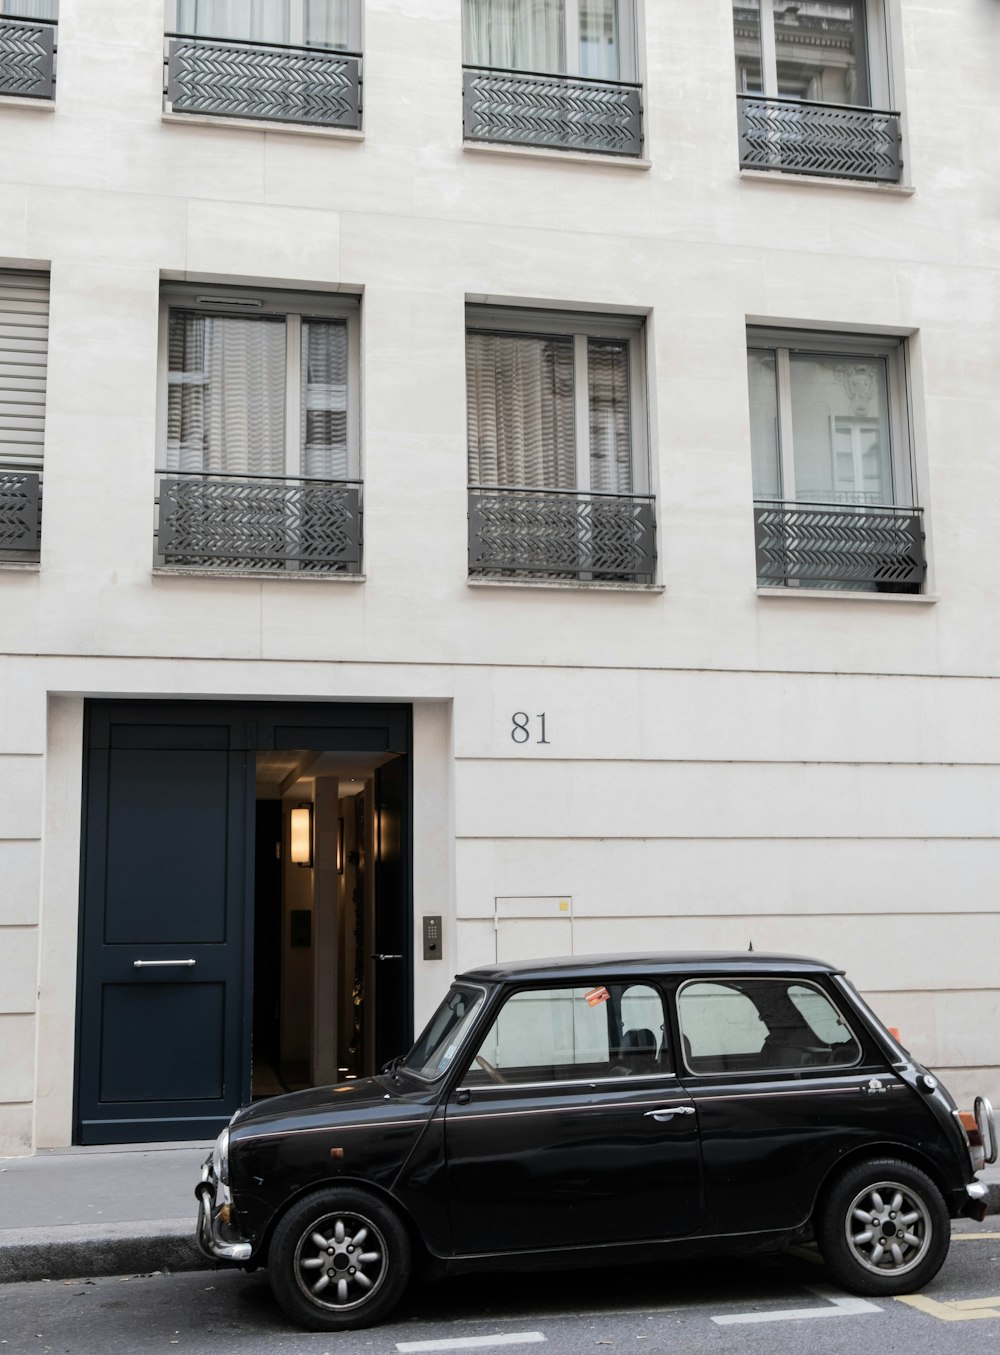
[511,712,550,745]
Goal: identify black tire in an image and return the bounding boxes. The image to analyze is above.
[268,1187,411,1331]
[816,1157,950,1296]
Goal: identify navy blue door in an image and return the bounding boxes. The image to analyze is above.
[77,707,254,1145]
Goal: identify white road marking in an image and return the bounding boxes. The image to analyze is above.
[397,1334,547,1352]
[712,1285,881,1326]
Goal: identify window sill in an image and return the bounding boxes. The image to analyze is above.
[740,168,914,196]
[464,140,651,171]
[0,94,54,112]
[469,576,663,594]
[756,587,937,603]
[0,560,40,572]
[153,566,365,582]
[161,110,364,141]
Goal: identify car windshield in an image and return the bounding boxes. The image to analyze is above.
[400,984,486,1080]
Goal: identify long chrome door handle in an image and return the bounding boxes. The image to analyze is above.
[133,959,196,968]
[644,1106,696,1120]
[375,953,403,960]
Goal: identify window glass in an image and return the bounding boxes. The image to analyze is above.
[0,2,58,19]
[788,352,892,505]
[466,332,576,490]
[402,985,485,1080]
[462,0,567,74]
[170,1,351,49]
[468,982,666,1084]
[747,349,780,498]
[732,1,764,94]
[679,978,862,1073]
[166,313,286,476]
[579,0,619,80]
[300,320,348,479]
[773,0,869,105]
[588,339,631,494]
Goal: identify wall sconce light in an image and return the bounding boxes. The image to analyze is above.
[290,803,313,867]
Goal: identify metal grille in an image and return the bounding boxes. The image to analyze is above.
[754,500,924,591]
[0,17,55,99]
[156,473,362,573]
[165,36,361,128]
[463,66,642,157]
[0,469,41,552]
[469,487,655,582]
[738,95,902,182]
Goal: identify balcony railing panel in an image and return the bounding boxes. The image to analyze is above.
[0,468,41,552]
[754,500,925,591]
[738,94,902,182]
[463,66,642,157]
[165,35,361,128]
[156,472,362,574]
[469,486,655,583]
[0,17,55,99]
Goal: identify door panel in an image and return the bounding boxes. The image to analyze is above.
[98,982,225,1101]
[373,754,411,1069]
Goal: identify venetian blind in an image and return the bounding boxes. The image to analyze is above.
[588,339,631,493]
[0,270,49,470]
[300,319,348,478]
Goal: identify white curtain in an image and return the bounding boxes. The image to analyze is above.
[578,0,619,80]
[463,0,566,75]
[173,1,289,43]
[166,313,286,476]
[304,0,350,49]
[0,1,58,19]
[587,340,631,494]
[467,332,576,489]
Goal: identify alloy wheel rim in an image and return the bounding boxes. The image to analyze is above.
[844,1179,932,1276]
[293,1211,388,1311]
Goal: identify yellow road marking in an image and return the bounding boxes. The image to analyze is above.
[952,1231,1000,1240]
[896,1294,1000,1322]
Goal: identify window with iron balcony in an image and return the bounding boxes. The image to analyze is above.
[733,1,903,183]
[163,1,363,130]
[748,328,925,594]
[467,307,655,586]
[462,0,644,158]
[0,269,48,564]
[0,1,57,101]
[155,285,363,577]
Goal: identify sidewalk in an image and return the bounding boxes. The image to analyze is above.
[1,1145,998,1285]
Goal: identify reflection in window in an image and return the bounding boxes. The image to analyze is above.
[462,0,634,81]
[168,0,353,51]
[733,0,876,106]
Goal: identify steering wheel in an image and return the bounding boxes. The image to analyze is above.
[474,1054,508,1084]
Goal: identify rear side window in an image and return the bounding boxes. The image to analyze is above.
[678,978,861,1075]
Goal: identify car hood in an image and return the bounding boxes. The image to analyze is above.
[229,1074,430,1137]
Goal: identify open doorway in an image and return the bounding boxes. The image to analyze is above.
[252,750,404,1099]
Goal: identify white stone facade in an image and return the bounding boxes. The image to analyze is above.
[1,0,999,1154]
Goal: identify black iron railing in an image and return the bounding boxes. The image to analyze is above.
[164,33,362,128]
[738,94,902,182]
[156,470,363,573]
[463,65,643,157]
[469,485,655,583]
[0,16,55,99]
[0,466,42,554]
[754,499,924,591]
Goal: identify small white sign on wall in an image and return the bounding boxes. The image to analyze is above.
[494,897,573,963]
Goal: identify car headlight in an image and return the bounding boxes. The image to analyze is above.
[212,1126,230,1188]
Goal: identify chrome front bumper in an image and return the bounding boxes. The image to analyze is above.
[195,1159,253,1263]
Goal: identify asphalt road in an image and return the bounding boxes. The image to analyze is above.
[2,1222,999,1355]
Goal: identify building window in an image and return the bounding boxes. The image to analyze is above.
[163,1,363,129]
[748,328,925,593]
[0,270,47,561]
[732,1,902,182]
[0,1,57,101]
[462,0,643,157]
[155,286,362,575]
[467,307,655,584]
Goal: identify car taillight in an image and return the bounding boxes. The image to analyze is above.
[960,1110,986,1173]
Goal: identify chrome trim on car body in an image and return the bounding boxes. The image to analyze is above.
[195,1160,252,1264]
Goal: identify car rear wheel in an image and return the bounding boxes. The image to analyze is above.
[268,1187,411,1331]
[816,1157,949,1296]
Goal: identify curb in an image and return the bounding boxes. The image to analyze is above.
[1,1185,998,1286]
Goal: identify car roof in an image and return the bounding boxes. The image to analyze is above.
[456,951,844,984]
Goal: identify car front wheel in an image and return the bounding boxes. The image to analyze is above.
[816,1157,949,1296]
[268,1187,411,1331]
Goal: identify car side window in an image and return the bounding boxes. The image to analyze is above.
[464,982,669,1085]
[678,978,861,1074]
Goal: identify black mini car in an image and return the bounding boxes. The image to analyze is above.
[195,952,996,1331]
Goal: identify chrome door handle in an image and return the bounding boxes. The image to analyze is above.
[133,959,196,968]
[375,953,403,961]
[644,1106,696,1121]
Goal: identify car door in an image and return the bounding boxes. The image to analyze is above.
[444,980,704,1255]
[674,974,899,1235]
